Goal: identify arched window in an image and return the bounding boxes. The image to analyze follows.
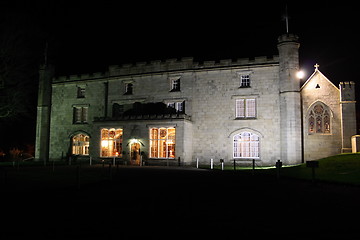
[149,127,176,159]
[308,102,331,134]
[72,133,90,155]
[233,132,260,159]
[101,128,123,157]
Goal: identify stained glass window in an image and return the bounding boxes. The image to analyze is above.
[308,103,331,134]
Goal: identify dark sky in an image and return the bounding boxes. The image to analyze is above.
[9,1,355,86]
[1,1,358,82]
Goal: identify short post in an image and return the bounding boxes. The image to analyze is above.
[252,159,255,175]
[102,160,105,176]
[89,156,92,166]
[210,158,213,169]
[196,158,199,169]
[233,159,236,171]
[275,160,282,180]
[113,156,116,166]
[220,159,224,171]
[178,157,181,167]
[306,161,319,184]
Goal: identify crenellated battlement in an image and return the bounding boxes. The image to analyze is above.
[340,81,356,101]
[108,55,279,77]
[52,55,279,83]
[53,71,107,83]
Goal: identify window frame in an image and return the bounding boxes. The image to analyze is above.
[149,127,176,159]
[72,133,90,155]
[73,106,88,124]
[235,98,257,119]
[233,132,260,159]
[240,75,251,88]
[307,102,331,135]
[169,76,181,92]
[100,128,123,157]
[77,86,86,98]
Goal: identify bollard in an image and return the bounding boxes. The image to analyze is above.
[220,159,224,171]
[306,161,319,184]
[252,159,256,175]
[196,158,199,169]
[210,158,214,169]
[113,156,116,166]
[89,156,92,166]
[275,160,282,180]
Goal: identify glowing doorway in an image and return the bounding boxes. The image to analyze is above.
[130,142,141,166]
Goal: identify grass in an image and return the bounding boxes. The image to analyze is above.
[276,153,360,185]
[1,153,360,187]
[200,153,360,185]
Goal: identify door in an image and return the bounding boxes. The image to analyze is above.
[130,142,141,165]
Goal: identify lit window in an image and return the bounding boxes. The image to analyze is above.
[235,98,256,119]
[233,132,259,158]
[149,127,176,158]
[240,75,250,87]
[101,128,123,157]
[308,102,331,134]
[73,107,88,124]
[72,133,89,155]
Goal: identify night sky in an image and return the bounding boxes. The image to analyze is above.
[1,1,359,149]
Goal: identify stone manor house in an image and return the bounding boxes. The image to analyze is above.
[35,34,357,166]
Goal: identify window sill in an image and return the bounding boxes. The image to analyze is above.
[233,158,260,161]
[169,89,181,92]
[234,117,257,120]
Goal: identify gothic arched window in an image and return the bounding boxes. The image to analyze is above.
[233,132,260,158]
[308,102,331,134]
[72,133,90,155]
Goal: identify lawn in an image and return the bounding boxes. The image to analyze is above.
[278,153,360,185]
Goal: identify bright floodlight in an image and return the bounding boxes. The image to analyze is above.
[296,70,305,79]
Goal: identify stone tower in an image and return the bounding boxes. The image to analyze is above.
[339,81,357,152]
[35,64,54,162]
[277,34,302,164]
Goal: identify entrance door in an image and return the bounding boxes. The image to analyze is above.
[130,142,141,165]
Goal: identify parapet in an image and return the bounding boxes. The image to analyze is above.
[52,55,279,83]
[108,55,279,77]
[53,71,107,83]
[340,81,356,101]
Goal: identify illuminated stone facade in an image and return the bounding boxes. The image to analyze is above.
[35,34,357,166]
